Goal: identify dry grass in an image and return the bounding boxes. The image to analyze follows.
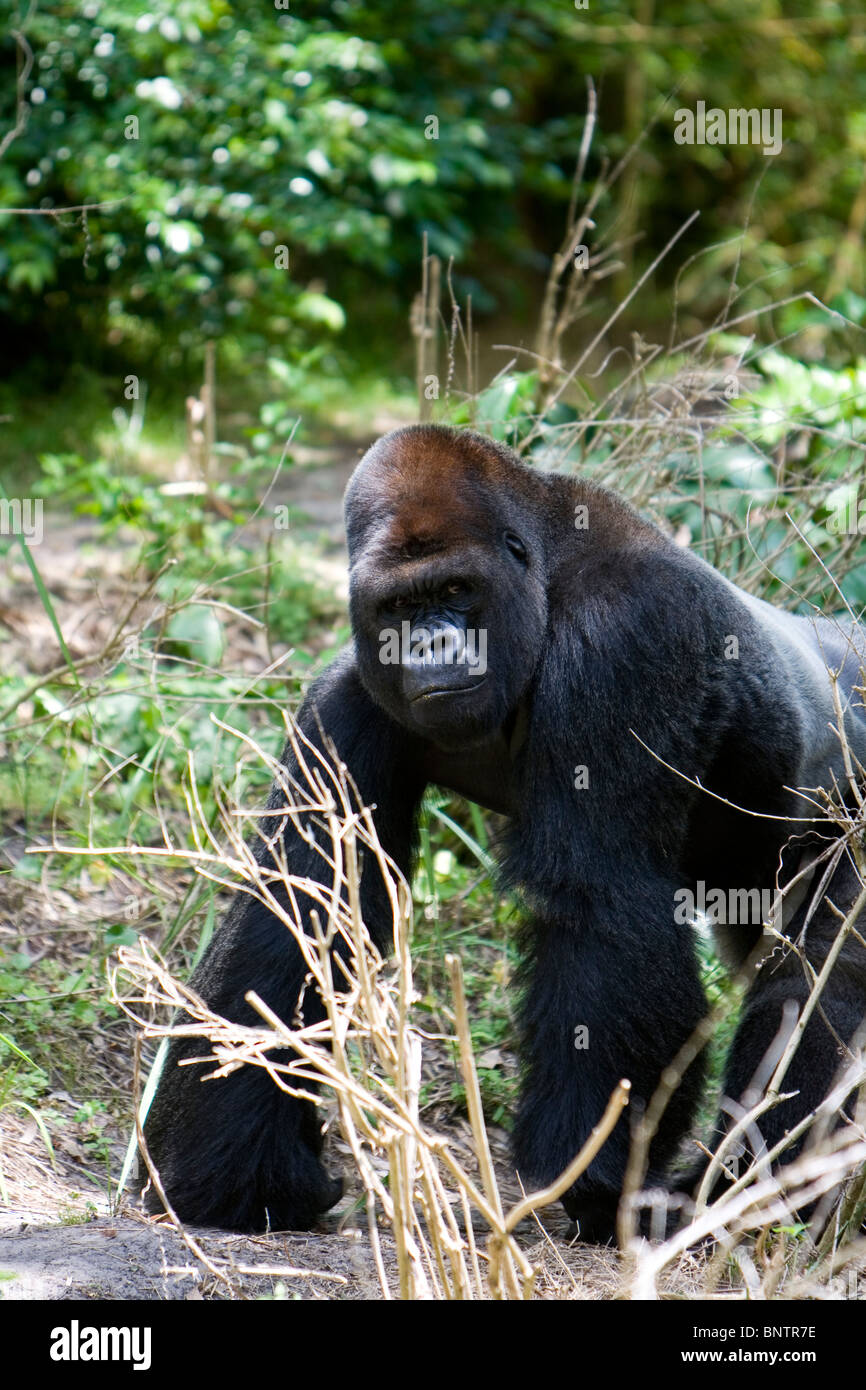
[109,708,866,1300]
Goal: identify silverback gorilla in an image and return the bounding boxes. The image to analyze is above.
[141,424,866,1239]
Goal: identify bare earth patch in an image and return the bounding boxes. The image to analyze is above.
[0,1104,725,1301]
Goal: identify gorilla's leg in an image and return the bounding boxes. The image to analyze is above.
[141,658,426,1232]
[512,889,708,1243]
[712,849,866,1204]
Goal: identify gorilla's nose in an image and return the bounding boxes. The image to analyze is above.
[401,623,486,700]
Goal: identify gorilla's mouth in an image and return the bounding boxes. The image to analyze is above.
[408,677,488,703]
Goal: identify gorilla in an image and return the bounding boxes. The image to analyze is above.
[141,424,866,1240]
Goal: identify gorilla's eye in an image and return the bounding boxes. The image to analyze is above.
[392,595,408,609]
[445,582,466,597]
[504,531,528,564]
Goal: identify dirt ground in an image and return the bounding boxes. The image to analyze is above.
[0,1098,717,1301]
[0,1099,618,1300]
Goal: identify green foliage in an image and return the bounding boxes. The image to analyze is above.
[1,0,582,381]
[411,796,519,1122]
[71,1099,113,1165]
[728,343,866,450]
[0,946,104,1101]
[450,339,866,616]
[34,440,340,637]
[0,440,342,1094]
[452,371,545,447]
[4,0,866,394]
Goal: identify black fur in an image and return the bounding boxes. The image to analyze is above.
[141,424,866,1237]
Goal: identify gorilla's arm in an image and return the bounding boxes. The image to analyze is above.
[141,654,427,1232]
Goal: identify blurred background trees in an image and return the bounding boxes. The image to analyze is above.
[2,0,865,422]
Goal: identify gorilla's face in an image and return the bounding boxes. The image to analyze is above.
[345,427,548,751]
[351,541,540,749]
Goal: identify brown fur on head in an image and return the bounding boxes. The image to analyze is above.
[344,425,553,558]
